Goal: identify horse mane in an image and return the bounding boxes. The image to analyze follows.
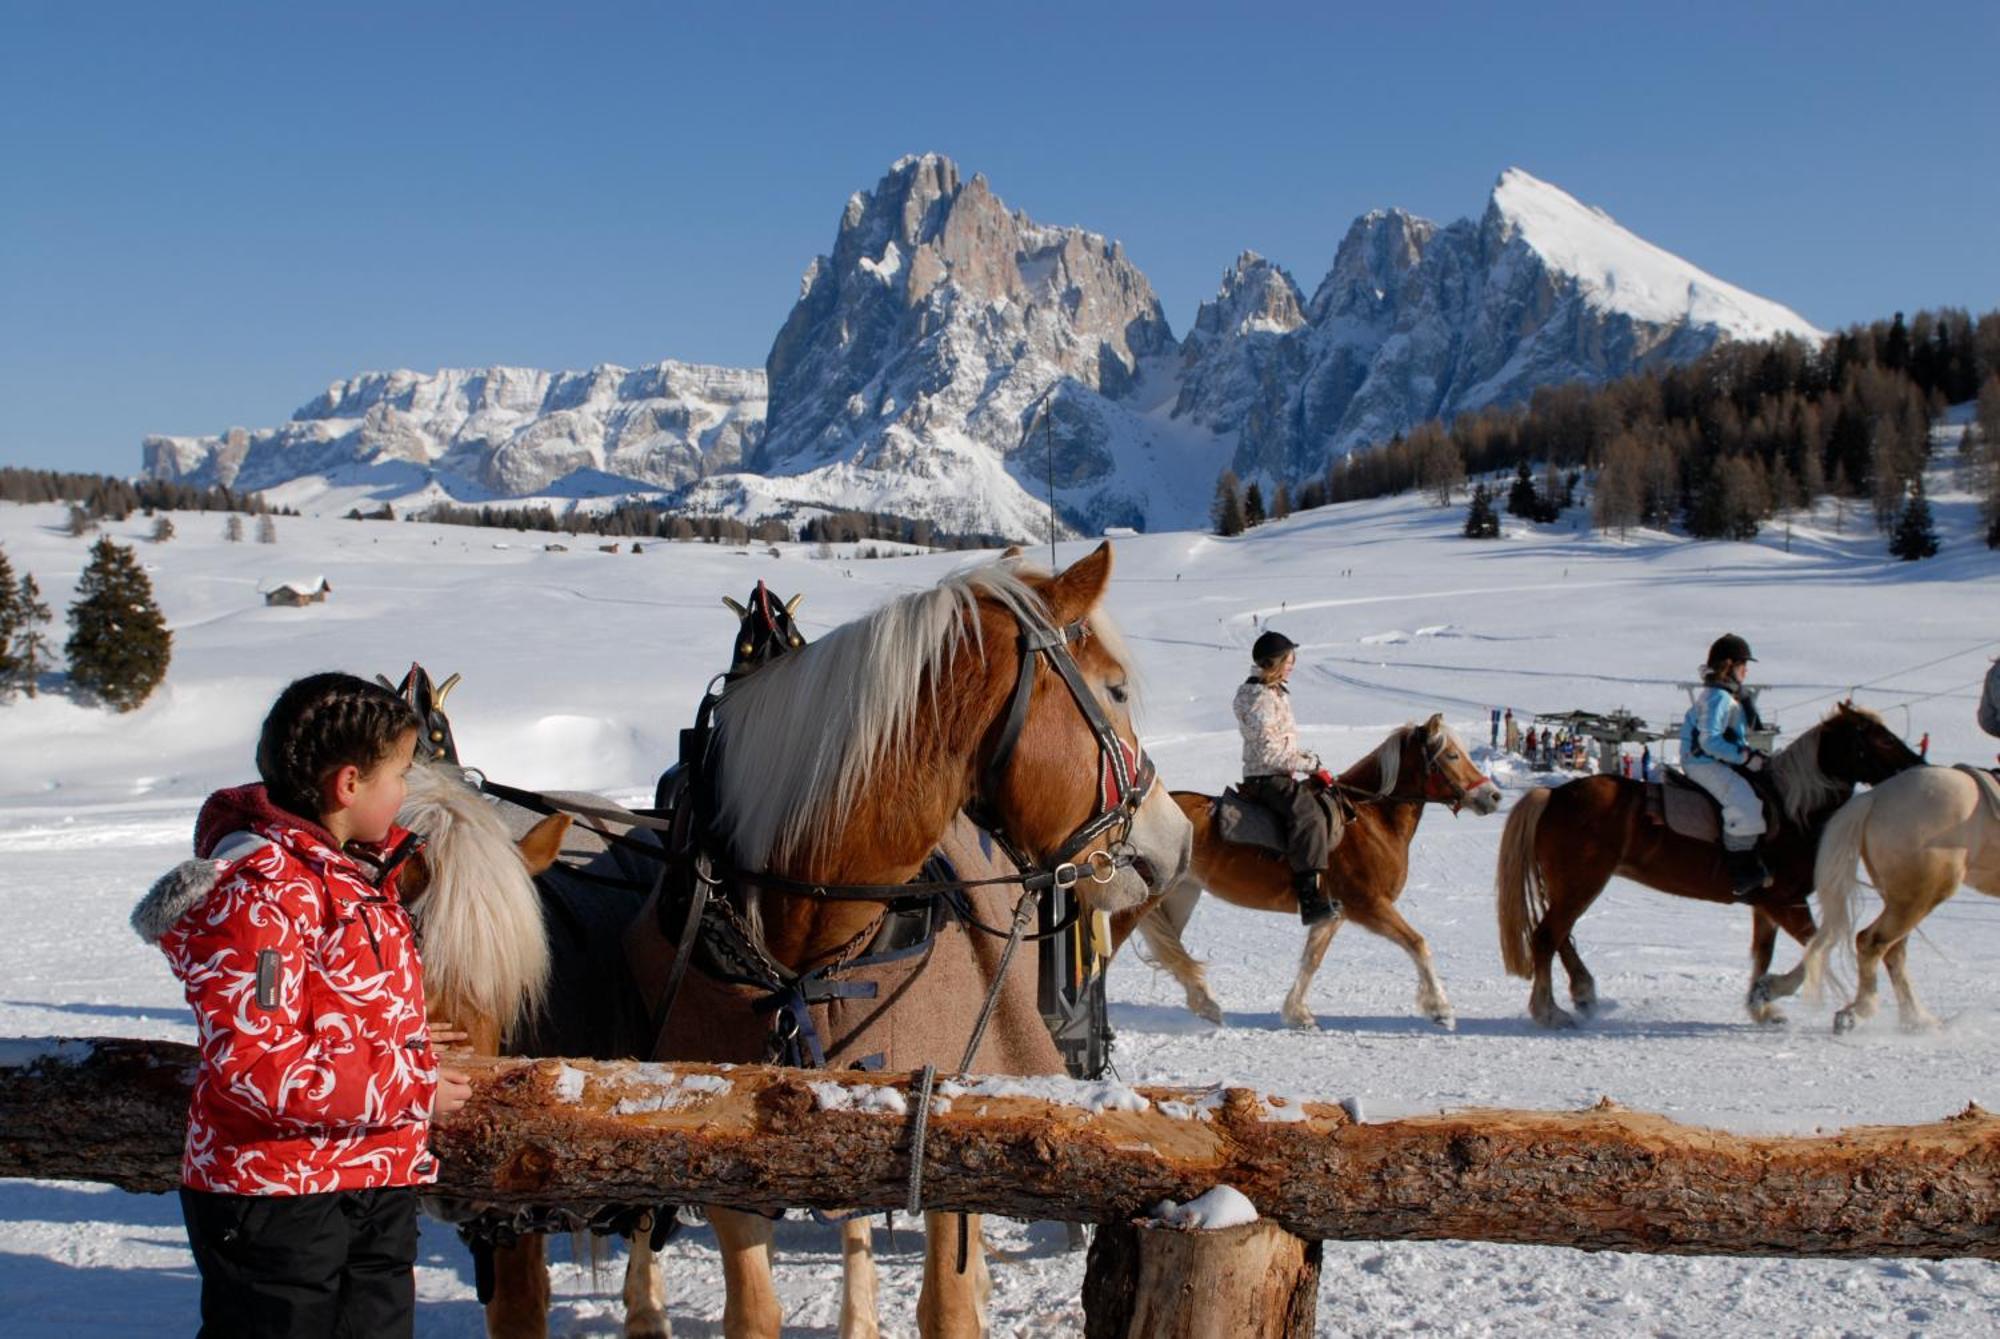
[713,559,1131,870]
[398,763,550,1041]
[1366,726,1410,795]
[1769,705,1879,825]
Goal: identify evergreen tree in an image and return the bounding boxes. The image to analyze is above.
[66,504,94,537]
[151,515,175,543]
[0,547,20,691]
[1212,470,1246,537]
[1505,460,1538,517]
[1243,481,1266,528]
[66,537,172,711]
[257,514,278,544]
[1463,483,1500,539]
[11,573,53,698]
[1888,480,1940,560]
[224,513,244,542]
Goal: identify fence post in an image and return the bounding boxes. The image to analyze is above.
[1082,1218,1320,1338]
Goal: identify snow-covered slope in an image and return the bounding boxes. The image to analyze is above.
[142,162,1824,539]
[3,444,1998,1334]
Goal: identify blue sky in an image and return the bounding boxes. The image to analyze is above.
[4,1,1996,474]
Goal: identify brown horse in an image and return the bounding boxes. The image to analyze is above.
[1797,764,2000,1032]
[405,544,1190,1339]
[1115,715,1501,1030]
[1495,702,1922,1029]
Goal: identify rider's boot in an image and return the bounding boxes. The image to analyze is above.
[1294,869,1339,927]
[1724,848,1770,900]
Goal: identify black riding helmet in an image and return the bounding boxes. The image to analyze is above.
[1706,633,1755,669]
[1252,630,1298,669]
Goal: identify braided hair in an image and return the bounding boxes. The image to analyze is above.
[256,672,422,822]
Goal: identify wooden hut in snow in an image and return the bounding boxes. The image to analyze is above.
[263,577,332,608]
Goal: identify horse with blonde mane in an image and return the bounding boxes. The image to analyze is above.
[1793,764,2000,1032]
[1494,702,1921,1028]
[1114,715,1501,1030]
[400,542,1190,1339]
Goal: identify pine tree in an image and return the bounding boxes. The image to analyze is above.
[257,514,278,544]
[1506,460,1539,518]
[224,513,244,542]
[1463,483,1500,539]
[1888,480,1940,560]
[1212,470,1246,537]
[66,504,94,537]
[66,537,172,711]
[1243,481,1266,528]
[11,573,53,698]
[0,547,20,691]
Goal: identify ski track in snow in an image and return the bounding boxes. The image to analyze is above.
[2,481,1998,1336]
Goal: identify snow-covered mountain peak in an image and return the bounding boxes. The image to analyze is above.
[1190,253,1307,342]
[1484,167,1823,343]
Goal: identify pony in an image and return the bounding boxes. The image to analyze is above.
[1115,715,1501,1030]
[401,542,1191,1339]
[1494,702,1922,1029]
[1795,764,2000,1032]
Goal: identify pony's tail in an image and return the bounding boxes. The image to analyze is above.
[1802,789,1873,1002]
[1496,788,1552,979]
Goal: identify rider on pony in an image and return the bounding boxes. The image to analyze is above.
[1233,629,1343,926]
[1680,632,1771,898]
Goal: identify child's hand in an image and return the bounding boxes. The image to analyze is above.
[432,1067,474,1121]
[429,1025,471,1052]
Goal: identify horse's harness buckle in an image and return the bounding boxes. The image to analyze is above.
[1051,862,1081,890]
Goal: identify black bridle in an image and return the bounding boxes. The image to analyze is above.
[1323,723,1489,815]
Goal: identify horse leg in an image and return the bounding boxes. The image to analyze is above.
[1136,881,1223,1024]
[622,1228,669,1339]
[1342,894,1454,1029]
[839,1217,880,1339]
[916,1213,986,1339]
[1835,906,1908,1034]
[486,1235,551,1339]
[709,1208,781,1339]
[1279,917,1341,1030]
[1748,901,1816,1024]
[1555,938,1597,1016]
[1882,937,1943,1033]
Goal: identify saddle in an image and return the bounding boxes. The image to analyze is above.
[1213,784,1348,855]
[1643,766,1778,846]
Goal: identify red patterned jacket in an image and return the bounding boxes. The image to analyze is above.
[136,785,440,1195]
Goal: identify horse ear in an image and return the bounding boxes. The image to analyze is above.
[1423,712,1444,735]
[999,544,1024,561]
[1045,541,1113,626]
[516,813,572,876]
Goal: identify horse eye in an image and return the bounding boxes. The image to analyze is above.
[1107,684,1129,705]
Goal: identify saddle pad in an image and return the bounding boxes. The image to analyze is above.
[1214,787,1288,854]
[1647,770,1722,844]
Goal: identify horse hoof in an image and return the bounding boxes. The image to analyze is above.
[1753,1007,1788,1027]
[1284,1011,1319,1032]
[1833,1009,1857,1034]
[1427,1009,1457,1031]
[1747,981,1771,1008]
[1534,1006,1578,1031]
[1193,1000,1225,1026]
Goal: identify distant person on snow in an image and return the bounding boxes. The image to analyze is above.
[1234,630,1342,926]
[1680,634,1771,899]
[1504,708,1520,753]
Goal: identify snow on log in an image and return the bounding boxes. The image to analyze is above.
[3,1038,1998,1259]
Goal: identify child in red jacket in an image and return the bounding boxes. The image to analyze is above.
[133,672,472,1338]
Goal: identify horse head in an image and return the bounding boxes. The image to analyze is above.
[973,542,1193,913]
[1414,714,1503,815]
[380,662,462,765]
[1817,700,1925,787]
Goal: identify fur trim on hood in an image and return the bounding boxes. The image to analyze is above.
[131,829,271,945]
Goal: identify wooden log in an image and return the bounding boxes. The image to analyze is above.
[1083,1219,1320,1338]
[3,1037,1999,1259]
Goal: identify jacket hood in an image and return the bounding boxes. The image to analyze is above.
[194,783,335,858]
[133,784,333,945]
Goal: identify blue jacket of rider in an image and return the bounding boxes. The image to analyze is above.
[1681,681,1754,765]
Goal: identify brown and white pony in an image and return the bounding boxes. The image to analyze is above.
[1115,716,1501,1030]
[1495,702,1922,1029]
[404,543,1190,1339]
[1796,764,2000,1032]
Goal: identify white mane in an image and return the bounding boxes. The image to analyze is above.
[398,763,550,1040]
[714,560,1128,870]
[1367,727,1410,795]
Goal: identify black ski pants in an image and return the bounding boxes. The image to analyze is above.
[180,1184,419,1339]
[1240,774,1338,876]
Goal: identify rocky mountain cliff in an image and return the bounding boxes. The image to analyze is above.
[142,161,1822,536]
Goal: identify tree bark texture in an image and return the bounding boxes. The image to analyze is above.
[1082,1219,1320,1338]
[3,1038,1997,1259]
